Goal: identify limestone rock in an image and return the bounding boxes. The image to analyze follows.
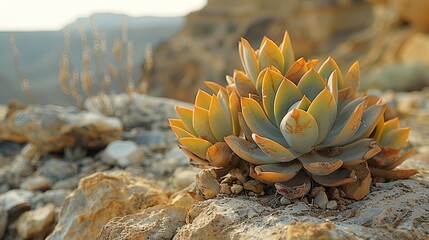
[0,206,7,240]
[16,203,55,240]
[195,169,219,199]
[102,140,144,167]
[97,205,187,240]
[313,191,329,210]
[0,189,34,220]
[341,162,371,200]
[20,175,51,191]
[173,179,428,239]
[0,105,122,153]
[38,158,78,182]
[393,0,429,32]
[46,171,168,240]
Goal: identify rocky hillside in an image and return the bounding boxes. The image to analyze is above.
[144,0,374,101]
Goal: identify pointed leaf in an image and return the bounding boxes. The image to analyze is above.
[178,137,213,159]
[205,81,228,96]
[344,61,360,92]
[252,133,300,162]
[195,89,212,110]
[255,68,269,96]
[380,128,410,150]
[280,108,319,153]
[208,95,232,142]
[262,67,284,125]
[327,70,338,105]
[308,87,337,144]
[318,57,344,89]
[229,91,240,136]
[238,112,253,142]
[239,38,260,83]
[288,95,311,112]
[285,58,308,84]
[253,161,302,183]
[234,70,258,97]
[170,125,195,138]
[193,106,217,143]
[168,118,186,130]
[297,68,326,101]
[280,31,295,72]
[379,117,399,143]
[175,106,197,135]
[242,97,287,145]
[369,168,418,181]
[259,36,284,72]
[178,145,209,165]
[274,78,303,126]
[224,135,276,164]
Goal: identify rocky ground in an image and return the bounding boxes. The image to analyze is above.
[0,92,428,240]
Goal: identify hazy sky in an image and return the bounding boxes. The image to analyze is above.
[0,0,207,31]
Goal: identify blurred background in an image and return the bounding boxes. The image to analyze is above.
[1,0,429,105]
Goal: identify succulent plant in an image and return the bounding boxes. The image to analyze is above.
[169,83,240,174]
[170,31,416,200]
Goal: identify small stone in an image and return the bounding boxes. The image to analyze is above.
[102,140,145,167]
[0,206,7,240]
[164,147,188,166]
[0,189,33,220]
[339,189,347,198]
[39,159,78,182]
[195,169,220,199]
[314,191,329,210]
[301,197,310,204]
[280,196,291,205]
[134,130,168,151]
[20,175,51,191]
[326,200,338,210]
[17,203,56,239]
[230,184,244,194]
[220,183,232,194]
[310,186,325,198]
[229,168,246,184]
[174,170,197,190]
[243,180,264,193]
[52,176,80,190]
[0,184,9,194]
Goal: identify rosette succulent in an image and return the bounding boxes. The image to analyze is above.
[169,83,240,174]
[170,31,416,199]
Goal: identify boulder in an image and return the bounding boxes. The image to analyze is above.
[46,171,168,240]
[0,105,122,153]
[97,205,187,240]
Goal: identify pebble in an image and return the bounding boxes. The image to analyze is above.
[102,140,145,167]
[134,130,168,151]
[243,180,264,193]
[310,186,326,198]
[41,189,71,207]
[220,183,232,194]
[231,184,244,194]
[52,175,80,190]
[280,196,291,205]
[0,189,34,220]
[39,158,78,182]
[16,203,56,239]
[0,206,7,239]
[326,200,338,210]
[314,191,329,210]
[20,175,52,191]
[0,184,9,194]
[164,147,189,166]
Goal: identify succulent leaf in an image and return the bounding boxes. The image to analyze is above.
[312,168,357,187]
[344,61,360,92]
[224,135,276,164]
[234,70,258,97]
[252,133,300,162]
[229,91,240,136]
[318,57,344,88]
[327,70,339,105]
[379,128,410,150]
[279,31,295,72]
[288,96,311,112]
[262,67,284,124]
[280,108,319,153]
[259,36,284,72]
[193,105,217,143]
[297,69,326,101]
[239,38,260,83]
[299,153,343,176]
[175,106,197,136]
[274,171,311,199]
[195,90,212,110]
[242,97,287,145]
[253,161,302,183]
[206,142,233,167]
[274,78,303,126]
[307,87,337,145]
[170,125,195,138]
[208,95,232,142]
[285,58,308,84]
[178,137,213,160]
